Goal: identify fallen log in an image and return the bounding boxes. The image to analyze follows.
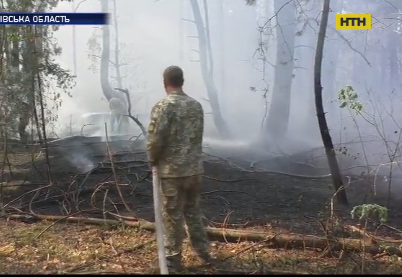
[5,213,402,257]
[207,268,308,275]
[59,269,308,275]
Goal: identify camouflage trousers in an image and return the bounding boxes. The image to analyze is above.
[160,175,210,259]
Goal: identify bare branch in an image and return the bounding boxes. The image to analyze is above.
[330,27,371,67]
[261,0,294,29]
[113,88,147,137]
[182,18,196,24]
[73,0,88,12]
[88,54,129,67]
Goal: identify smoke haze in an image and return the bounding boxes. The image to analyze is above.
[44,0,402,196]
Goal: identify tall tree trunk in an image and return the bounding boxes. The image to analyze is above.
[99,0,114,102]
[189,0,230,138]
[72,25,77,76]
[112,0,123,89]
[33,24,52,182]
[21,27,41,143]
[264,0,296,139]
[99,0,128,134]
[314,0,348,206]
[71,0,77,76]
[294,4,318,130]
[111,0,129,133]
[71,0,88,76]
[11,28,28,142]
[179,0,184,63]
[218,0,226,118]
[322,0,342,122]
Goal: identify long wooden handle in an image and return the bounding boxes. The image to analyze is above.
[152,166,169,275]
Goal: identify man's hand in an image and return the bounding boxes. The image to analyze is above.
[149,161,157,171]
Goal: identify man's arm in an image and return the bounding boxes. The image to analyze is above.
[147,102,170,166]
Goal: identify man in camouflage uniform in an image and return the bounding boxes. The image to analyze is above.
[147,66,213,271]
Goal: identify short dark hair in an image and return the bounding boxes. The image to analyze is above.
[163,66,184,88]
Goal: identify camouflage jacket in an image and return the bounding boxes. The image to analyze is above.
[147,89,204,178]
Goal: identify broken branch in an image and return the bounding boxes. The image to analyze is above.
[6,213,402,257]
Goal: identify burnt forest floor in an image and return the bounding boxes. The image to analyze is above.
[1,146,402,274]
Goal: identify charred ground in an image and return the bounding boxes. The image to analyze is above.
[1,142,402,274]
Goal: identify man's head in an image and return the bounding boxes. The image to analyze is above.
[163,66,184,93]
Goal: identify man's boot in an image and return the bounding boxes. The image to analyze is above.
[149,253,183,274]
